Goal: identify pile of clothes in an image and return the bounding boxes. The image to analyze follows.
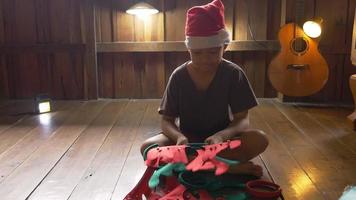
[124,140,281,200]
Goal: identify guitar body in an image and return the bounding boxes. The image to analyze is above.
[268,23,329,97]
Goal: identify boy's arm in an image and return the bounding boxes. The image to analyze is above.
[205,110,249,144]
[161,115,188,145]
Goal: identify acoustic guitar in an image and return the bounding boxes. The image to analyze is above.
[268,0,329,97]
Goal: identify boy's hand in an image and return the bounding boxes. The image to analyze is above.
[176,136,188,145]
[205,134,224,144]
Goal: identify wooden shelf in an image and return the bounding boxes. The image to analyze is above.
[0,44,86,54]
[96,40,280,52]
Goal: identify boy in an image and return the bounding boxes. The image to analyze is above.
[141,0,268,177]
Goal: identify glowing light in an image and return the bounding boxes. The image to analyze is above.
[303,21,322,38]
[290,169,316,198]
[38,101,51,114]
[126,2,158,20]
[39,113,51,125]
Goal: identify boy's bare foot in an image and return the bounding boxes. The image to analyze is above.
[227,161,263,177]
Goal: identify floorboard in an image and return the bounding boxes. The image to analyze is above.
[28,101,127,200]
[0,99,355,200]
[251,102,325,200]
[0,101,83,183]
[67,100,147,200]
[0,101,106,200]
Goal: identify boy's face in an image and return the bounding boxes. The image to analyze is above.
[188,46,224,70]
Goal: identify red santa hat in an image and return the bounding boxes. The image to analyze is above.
[185,0,230,49]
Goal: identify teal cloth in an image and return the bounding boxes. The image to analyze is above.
[149,163,186,188]
[178,171,259,199]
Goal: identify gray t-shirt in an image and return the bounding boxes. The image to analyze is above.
[158,59,258,142]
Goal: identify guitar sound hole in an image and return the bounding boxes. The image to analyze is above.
[291,37,308,54]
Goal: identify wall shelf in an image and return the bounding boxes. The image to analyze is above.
[96,40,280,53]
[96,40,348,54]
[0,44,86,54]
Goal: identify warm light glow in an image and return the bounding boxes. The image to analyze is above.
[303,21,322,38]
[126,2,158,20]
[38,101,51,114]
[290,169,316,198]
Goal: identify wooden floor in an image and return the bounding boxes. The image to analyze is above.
[0,99,355,200]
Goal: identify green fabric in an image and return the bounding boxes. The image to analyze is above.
[143,143,159,161]
[178,171,260,199]
[225,193,249,200]
[215,156,240,165]
[178,171,246,191]
[149,163,186,188]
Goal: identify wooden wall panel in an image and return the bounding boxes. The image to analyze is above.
[0,0,84,99]
[98,0,165,98]
[98,54,114,98]
[0,1,7,98]
[81,0,98,99]
[114,8,135,41]
[341,0,356,103]
[48,53,82,99]
[33,1,52,99]
[0,58,8,98]
[96,1,113,42]
[0,1,4,44]
[34,0,51,43]
[69,0,83,44]
[313,0,348,103]
[49,0,84,99]
[164,1,190,87]
[11,0,40,98]
[15,54,40,97]
[113,53,140,98]
[165,0,187,41]
[2,0,15,43]
[14,0,37,43]
[164,52,190,85]
[0,0,356,103]
[224,0,235,40]
[232,0,268,98]
[141,53,165,98]
[49,0,71,43]
[95,0,356,101]
[265,0,282,98]
[235,0,248,40]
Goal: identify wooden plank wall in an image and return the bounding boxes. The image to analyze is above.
[97,0,167,98]
[95,0,356,102]
[96,0,277,98]
[0,0,84,99]
[1,0,356,103]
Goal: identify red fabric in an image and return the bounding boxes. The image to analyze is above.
[158,185,192,200]
[185,0,225,36]
[126,140,242,199]
[186,140,241,175]
[145,145,188,167]
[125,168,183,200]
[158,185,215,200]
[123,167,155,200]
